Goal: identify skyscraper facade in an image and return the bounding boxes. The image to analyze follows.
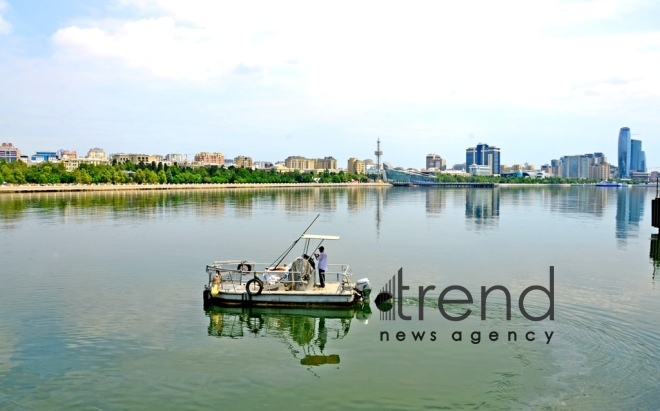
[466,143,501,175]
[630,139,647,172]
[618,127,631,178]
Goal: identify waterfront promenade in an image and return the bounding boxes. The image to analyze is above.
[0,181,392,194]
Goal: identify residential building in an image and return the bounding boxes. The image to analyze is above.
[253,161,273,169]
[540,164,552,174]
[234,156,253,168]
[426,153,446,170]
[194,152,225,165]
[347,157,365,174]
[87,148,107,160]
[589,163,611,180]
[550,159,560,176]
[59,150,77,159]
[650,171,659,183]
[164,153,185,163]
[466,143,501,175]
[0,142,21,162]
[285,156,337,171]
[285,156,315,170]
[315,156,337,170]
[62,156,111,172]
[111,153,160,164]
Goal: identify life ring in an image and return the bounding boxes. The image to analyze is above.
[245,279,263,296]
[237,262,252,273]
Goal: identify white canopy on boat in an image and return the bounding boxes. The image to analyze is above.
[301,234,340,240]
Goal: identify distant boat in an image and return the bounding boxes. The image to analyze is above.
[595,181,622,187]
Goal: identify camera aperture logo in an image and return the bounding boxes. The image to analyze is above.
[375,266,555,345]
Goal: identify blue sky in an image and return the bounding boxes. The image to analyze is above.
[1,0,659,170]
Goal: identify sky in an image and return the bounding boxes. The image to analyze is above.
[0,0,659,170]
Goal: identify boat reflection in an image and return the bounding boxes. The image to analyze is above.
[205,304,371,366]
[650,234,660,281]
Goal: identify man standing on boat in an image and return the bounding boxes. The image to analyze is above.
[315,246,327,288]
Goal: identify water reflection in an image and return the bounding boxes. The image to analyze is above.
[425,188,446,216]
[465,189,500,230]
[205,305,371,367]
[650,234,660,281]
[615,189,646,245]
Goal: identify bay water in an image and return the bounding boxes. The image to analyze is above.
[0,186,658,410]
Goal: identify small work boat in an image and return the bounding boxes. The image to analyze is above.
[203,216,372,307]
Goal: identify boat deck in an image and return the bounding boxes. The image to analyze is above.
[219,282,346,295]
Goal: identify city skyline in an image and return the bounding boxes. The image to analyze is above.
[1,1,659,170]
[0,131,651,173]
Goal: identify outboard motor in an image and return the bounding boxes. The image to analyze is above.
[354,278,372,300]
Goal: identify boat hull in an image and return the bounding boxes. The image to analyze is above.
[204,288,359,308]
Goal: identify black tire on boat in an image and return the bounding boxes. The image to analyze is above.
[203,289,211,305]
[245,279,263,296]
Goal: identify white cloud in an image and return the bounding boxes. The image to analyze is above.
[0,0,11,34]
[49,0,660,113]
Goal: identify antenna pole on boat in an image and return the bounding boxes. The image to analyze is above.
[300,214,320,237]
[271,214,320,269]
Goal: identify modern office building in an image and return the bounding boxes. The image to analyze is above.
[468,164,493,176]
[466,143,501,175]
[0,142,21,162]
[31,151,59,163]
[618,127,631,178]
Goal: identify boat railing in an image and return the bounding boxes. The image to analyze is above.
[206,260,267,287]
[206,261,355,292]
[325,264,354,293]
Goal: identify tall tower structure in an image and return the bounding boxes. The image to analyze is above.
[618,127,631,178]
[374,138,383,180]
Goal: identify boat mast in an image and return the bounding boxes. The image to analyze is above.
[270,214,320,268]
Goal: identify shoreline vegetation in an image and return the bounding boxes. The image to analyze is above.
[0,159,652,194]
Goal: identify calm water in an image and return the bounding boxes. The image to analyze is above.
[0,186,658,410]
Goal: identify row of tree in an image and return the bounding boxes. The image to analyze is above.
[0,160,370,185]
[1,159,643,186]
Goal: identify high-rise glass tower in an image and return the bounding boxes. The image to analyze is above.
[631,139,641,172]
[618,127,631,178]
[630,139,647,172]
